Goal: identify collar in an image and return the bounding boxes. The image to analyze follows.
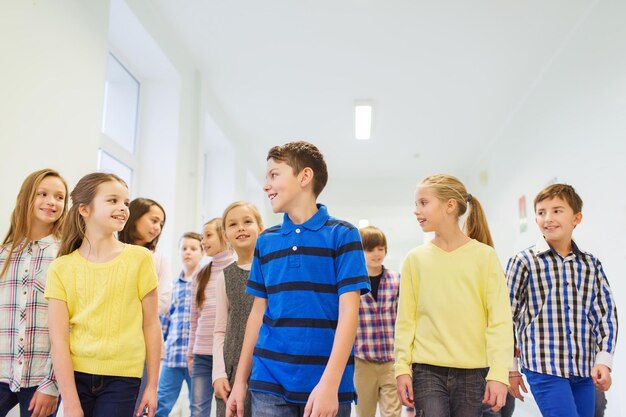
[281,204,329,235]
[28,234,56,250]
[535,236,583,257]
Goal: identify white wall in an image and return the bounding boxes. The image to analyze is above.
[467,1,626,415]
[0,1,110,229]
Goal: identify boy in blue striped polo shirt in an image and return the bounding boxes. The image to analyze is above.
[226,141,370,417]
[506,184,618,417]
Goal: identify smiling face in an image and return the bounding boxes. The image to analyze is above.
[263,158,304,214]
[134,205,165,246]
[81,180,130,235]
[224,205,262,254]
[364,245,386,272]
[201,221,225,257]
[31,175,67,232]
[535,196,581,247]
[413,186,450,233]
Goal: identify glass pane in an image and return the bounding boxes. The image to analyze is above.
[97,149,133,188]
[102,53,139,153]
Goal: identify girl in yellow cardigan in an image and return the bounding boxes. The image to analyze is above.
[394,174,513,417]
[45,173,161,417]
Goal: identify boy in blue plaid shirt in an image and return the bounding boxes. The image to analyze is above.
[156,232,204,417]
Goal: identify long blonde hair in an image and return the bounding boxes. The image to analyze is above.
[195,218,227,308]
[420,174,494,247]
[58,172,128,257]
[1,169,68,277]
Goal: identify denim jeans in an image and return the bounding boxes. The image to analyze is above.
[523,368,595,417]
[74,371,141,417]
[412,364,487,417]
[190,354,213,417]
[0,383,58,417]
[251,391,352,417]
[155,365,191,417]
[481,393,515,417]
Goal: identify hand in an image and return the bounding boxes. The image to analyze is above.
[483,380,508,412]
[28,391,59,417]
[187,356,193,377]
[303,382,338,417]
[135,385,157,417]
[508,371,527,401]
[214,378,232,403]
[396,374,414,407]
[592,364,612,391]
[225,381,247,417]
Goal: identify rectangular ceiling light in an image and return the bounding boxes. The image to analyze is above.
[355,104,372,140]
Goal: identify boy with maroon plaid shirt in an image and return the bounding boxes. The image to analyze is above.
[354,226,402,417]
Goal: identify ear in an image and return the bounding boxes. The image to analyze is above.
[78,203,90,218]
[573,212,583,228]
[445,198,457,214]
[299,167,314,189]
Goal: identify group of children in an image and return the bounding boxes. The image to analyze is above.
[0,140,618,417]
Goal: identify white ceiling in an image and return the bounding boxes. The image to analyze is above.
[151,0,595,181]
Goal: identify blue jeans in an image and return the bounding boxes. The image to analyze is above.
[412,364,487,417]
[523,369,595,417]
[190,354,213,417]
[74,371,141,417]
[251,391,351,417]
[481,393,515,417]
[155,365,191,417]
[0,383,58,417]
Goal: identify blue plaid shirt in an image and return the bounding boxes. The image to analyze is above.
[160,271,193,368]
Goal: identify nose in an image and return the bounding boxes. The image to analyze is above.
[263,181,271,192]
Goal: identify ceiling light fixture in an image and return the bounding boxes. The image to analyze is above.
[354,102,372,140]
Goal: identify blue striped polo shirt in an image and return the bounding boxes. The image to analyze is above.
[247,204,370,404]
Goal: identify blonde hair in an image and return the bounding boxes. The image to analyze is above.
[195,218,226,308]
[420,174,494,248]
[1,169,69,277]
[221,201,264,233]
[58,172,128,257]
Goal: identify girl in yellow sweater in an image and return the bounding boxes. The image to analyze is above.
[394,174,513,417]
[45,173,161,417]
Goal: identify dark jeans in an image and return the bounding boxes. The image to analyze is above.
[0,383,58,417]
[595,389,607,417]
[412,364,487,417]
[481,393,515,417]
[250,391,351,417]
[74,371,141,417]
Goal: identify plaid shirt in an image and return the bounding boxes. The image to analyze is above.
[355,267,400,362]
[160,271,193,368]
[0,235,58,395]
[507,237,618,378]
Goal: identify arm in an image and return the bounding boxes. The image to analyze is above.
[226,296,267,417]
[303,290,360,417]
[136,289,162,417]
[187,281,199,374]
[505,254,529,401]
[590,259,618,391]
[48,298,83,417]
[213,271,230,401]
[394,255,417,407]
[154,254,173,315]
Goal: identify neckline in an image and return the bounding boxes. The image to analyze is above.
[428,239,475,254]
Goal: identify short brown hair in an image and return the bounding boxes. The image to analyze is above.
[359,226,387,253]
[267,141,328,197]
[534,184,583,214]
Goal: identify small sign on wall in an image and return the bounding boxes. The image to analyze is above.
[519,195,528,233]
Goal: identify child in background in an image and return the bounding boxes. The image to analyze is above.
[45,173,161,417]
[156,232,203,417]
[354,226,401,417]
[213,201,264,417]
[119,198,172,315]
[227,141,369,417]
[507,184,618,417]
[395,174,513,416]
[188,218,235,417]
[0,169,68,417]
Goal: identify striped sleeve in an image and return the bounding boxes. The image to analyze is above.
[334,227,369,296]
[247,246,267,298]
[591,259,618,369]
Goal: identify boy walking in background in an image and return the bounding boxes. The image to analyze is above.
[507,184,618,417]
[226,141,370,417]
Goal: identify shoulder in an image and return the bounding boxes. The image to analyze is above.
[384,268,400,281]
[323,217,357,232]
[123,244,154,264]
[260,224,282,237]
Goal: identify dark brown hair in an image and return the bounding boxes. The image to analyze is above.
[534,184,583,214]
[118,198,166,251]
[359,226,388,253]
[420,174,494,248]
[58,173,127,257]
[1,169,68,277]
[266,141,328,197]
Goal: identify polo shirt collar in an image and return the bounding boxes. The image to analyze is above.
[535,236,583,257]
[281,204,329,235]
